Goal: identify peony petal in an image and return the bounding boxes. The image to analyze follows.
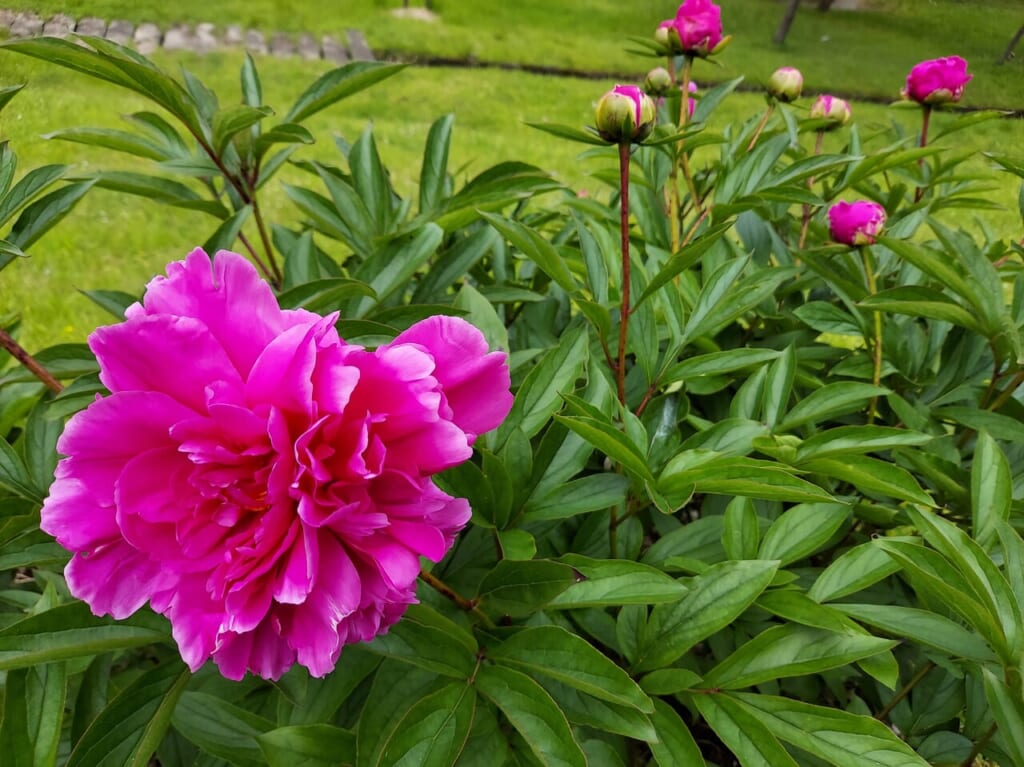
[66,540,170,619]
[90,314,242,411]
[391,316,512,441]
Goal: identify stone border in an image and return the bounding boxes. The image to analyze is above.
[0,9,374,62]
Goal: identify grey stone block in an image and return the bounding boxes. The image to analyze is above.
[134,22,161,54]
[245,29,267,55]
[163,24,193,51]
[224,24,243,46]
[297,33,320,60]
[10,12,43,38]
[75,16,107,38]
[106,19,134,46]
[321,35,349,64]
[43,14,74,38]
[195,22,217,53]
[270,32,295,57]
[346,29,373,61]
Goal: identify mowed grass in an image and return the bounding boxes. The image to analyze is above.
[2,0,1023,107]
[0,47,1021,350]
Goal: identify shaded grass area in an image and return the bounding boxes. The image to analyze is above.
[0,50,1021,350]
[2,0,1023,107]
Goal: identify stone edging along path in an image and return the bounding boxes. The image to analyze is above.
[0,9,375,62]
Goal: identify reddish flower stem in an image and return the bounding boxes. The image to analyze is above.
[914,105,932,203]
[798,130,826,249]
[746,103,775,152]
[419,570,495,628]
[0,327,63,393]
[616,141,632,408]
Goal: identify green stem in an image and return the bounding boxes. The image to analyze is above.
[861,245,883,422]
[746,103,775,152]
[914,105,932,203]
[798,130,825,249]
[875,660,933,723]
[959,722,997,767]
[989,369,1024,413]
[419,570,495,628]
[616,141,632,408]
[678,56,702,217]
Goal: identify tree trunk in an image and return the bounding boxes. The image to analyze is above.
[817,0,836,10]
[773,0,802,45]
[1000,23,1024,64]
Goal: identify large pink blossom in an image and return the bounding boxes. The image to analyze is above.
[672,0,723,56]
[40,248,512,680]
[902,56,971,105]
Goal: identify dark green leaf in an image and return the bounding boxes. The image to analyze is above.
[972,430,1012,551]
[419,113,455,214]
[647,698,707,767]
[285,61,406,124]
[524,122,609,146]
[481,212,579,295]
[758,503,850,566]
[547,555,686,608]
[690,693,798,767]
[7,180,94,252]
[68,662,189,767]
[377,683,475,767]
[258,725,355,767]
[837,603,996,662]
[477,560,576,618]
[476,665,586,767]
[523,473,630,521]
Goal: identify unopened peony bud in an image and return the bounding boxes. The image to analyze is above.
[595,85,657,144]
[902,56,971,105]
[767,67,803,102]
[828,200,886,246]
[655,19,683,54]
[644,67,674,97]
[809,94,851,128]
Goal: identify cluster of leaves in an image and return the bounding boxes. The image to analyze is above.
[0,32,1024,767]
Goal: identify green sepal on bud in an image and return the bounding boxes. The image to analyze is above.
[767,66,803,103]
[594,85,657,145]
[643,67,674,98]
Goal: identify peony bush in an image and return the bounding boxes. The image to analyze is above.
[1,4,1024,766]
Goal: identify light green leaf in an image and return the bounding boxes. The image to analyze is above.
[800,455,933,506]
[758,503,850,566]
[795,426,932,462]
[553,414,654,483]
[491,625,652,712]
[366,605,476,678]
[972,430,1012,552]
[733,692,932,766]
[647,698,707,767]
[837,603,996,662]
[981,666,1024,767]
[547,555,686,608]
[285,61,406,124]
[659,451,834,504]
[419,113,455,214]
[704,625,897,689]
[690,693,798,767]
[0,602,168,670]
[778,383,890,431]
[636,560,778,672]
[212,104,273,153]
[481,212,579,294]
[523,473,630,522]
[808,541,902,603]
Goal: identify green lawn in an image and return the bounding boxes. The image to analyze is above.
[3,0,1023,107]
[1,1,1023,349]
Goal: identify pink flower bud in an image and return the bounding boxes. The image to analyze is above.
[672,0,723,57]
[902,56,971,105]
[828,200,886,246]
[595,84,657,144]
[767,66,803,103]
[655,19,683,54]
[809,94,852,128]
[686,80,698,118]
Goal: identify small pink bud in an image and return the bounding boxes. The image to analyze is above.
[595,85,657,144]
[809,94,852,128]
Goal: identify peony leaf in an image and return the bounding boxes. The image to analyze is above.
[758,503,851,566]
[690,693,798,767]
[477,559,576,618]
[547,555,686,608]
[419,113,456,215]
[635,559,779,672]
[375,683,475,767]
[703,624,897,689]
[258,725,356,767]
[647,699,707,767]
[971,431,1012,552]
[490,625,653,712]
[68,662,189,767]
[172,691,274,767]
[476,665,586,767]
[284,61,406,124]
[837,603,996,663]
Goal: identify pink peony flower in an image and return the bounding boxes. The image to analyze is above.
[828,200,886,246]
[673,0,723,56]
[40,248,512,680]
[902,56,971,105]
